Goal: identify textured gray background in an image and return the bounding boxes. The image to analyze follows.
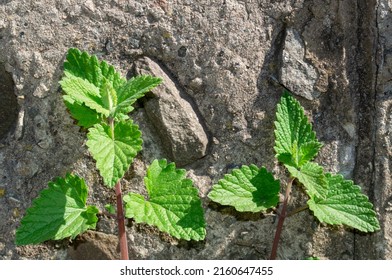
[0,0,391,259]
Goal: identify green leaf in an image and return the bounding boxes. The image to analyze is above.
[308,173,380,232]
[274,91,322,168]
[63,48,102,87]
[123,159,206,241]
[306,256,320,260]
[86,120,142,187]
[207,165,280,213]
[100,77,118,116]
[63,48,125,90]
[15,173,99,245]
[63,97,102,128]
[60,49,162,125]
[104,204,116,215]
[60,73,109,117]
[286,162,327,199]
[60,48,127,127]
[114,75,162,119]
[297,141,322,166]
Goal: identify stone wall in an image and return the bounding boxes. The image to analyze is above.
[0,0,391,259]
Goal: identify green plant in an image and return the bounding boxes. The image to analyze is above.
[15,48,206,259]
[15,48,380,261]
[208,91,380,259]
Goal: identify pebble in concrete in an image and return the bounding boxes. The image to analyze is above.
[280,28,319,100]
[133,57,208,166]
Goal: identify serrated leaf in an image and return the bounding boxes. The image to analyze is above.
[100,77,118,116]
[63,48,102,87]
[86,120,142,187]
[274,92,317,153]
[99,60,126,92]
[63,97,102,128]
[60,73,109,117]
[60,49,161,125]
[308,173,380,232]
[297,141,322,166]
[115,75,162,117]
[63,48,125,90]
[207,165,280,213]
[286,162,327,199]
[60,48,127,127]
[15,173,99,245]
[274,91,322,168]
[123,159,206,241]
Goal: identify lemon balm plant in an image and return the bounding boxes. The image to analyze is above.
[14,48,379,260]
[15,49,206,259]
[208,91,380,259]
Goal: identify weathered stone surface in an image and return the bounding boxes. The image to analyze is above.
[356,0,392,260]
[0,0,391,260]
[133,57,209,166]
[280,28,319,100]
[67,231,119,260]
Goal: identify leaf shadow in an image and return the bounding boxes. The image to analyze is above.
[207,200,271,222]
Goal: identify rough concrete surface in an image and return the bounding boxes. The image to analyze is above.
[0,0,391,260]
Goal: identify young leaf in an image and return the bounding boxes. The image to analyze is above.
[60,49,162,125]
[207,165,280,213]
[123,159,206,241]
[100,77,118,116]
[307,173,380,232]
[86,120,142,188]
[63,97,102,128]
[60,48,127,127]
[63,48,125,90]
[285,162,327,200]
[297,141,322,166]
[60,73,109,117]
[114,75,162,118]
[274,91,322,168]
[15,173,99,245]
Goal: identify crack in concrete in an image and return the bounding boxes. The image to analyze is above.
[353,0,380,259]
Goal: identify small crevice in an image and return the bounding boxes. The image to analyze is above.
[353,0,380,259]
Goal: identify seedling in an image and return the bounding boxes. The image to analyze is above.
[208,91,380,259]
[15,48,206,259]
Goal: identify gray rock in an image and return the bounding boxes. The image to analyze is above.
[280,28,319,100]
[133,57,209,166]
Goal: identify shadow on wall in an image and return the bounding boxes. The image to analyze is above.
[0,63,18,142]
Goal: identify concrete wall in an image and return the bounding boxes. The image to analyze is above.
[0,0,391,260]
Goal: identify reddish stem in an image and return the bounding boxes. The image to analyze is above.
[115,181,129,260]
[269,177,294,260]
[108,118,129,259]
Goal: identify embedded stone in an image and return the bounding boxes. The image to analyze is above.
[133,57,208,166]
[280,28,319,100]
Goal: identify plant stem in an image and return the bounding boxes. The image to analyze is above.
[109,117,129,260]
[115,180,129,260]
[269,177,294,260]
